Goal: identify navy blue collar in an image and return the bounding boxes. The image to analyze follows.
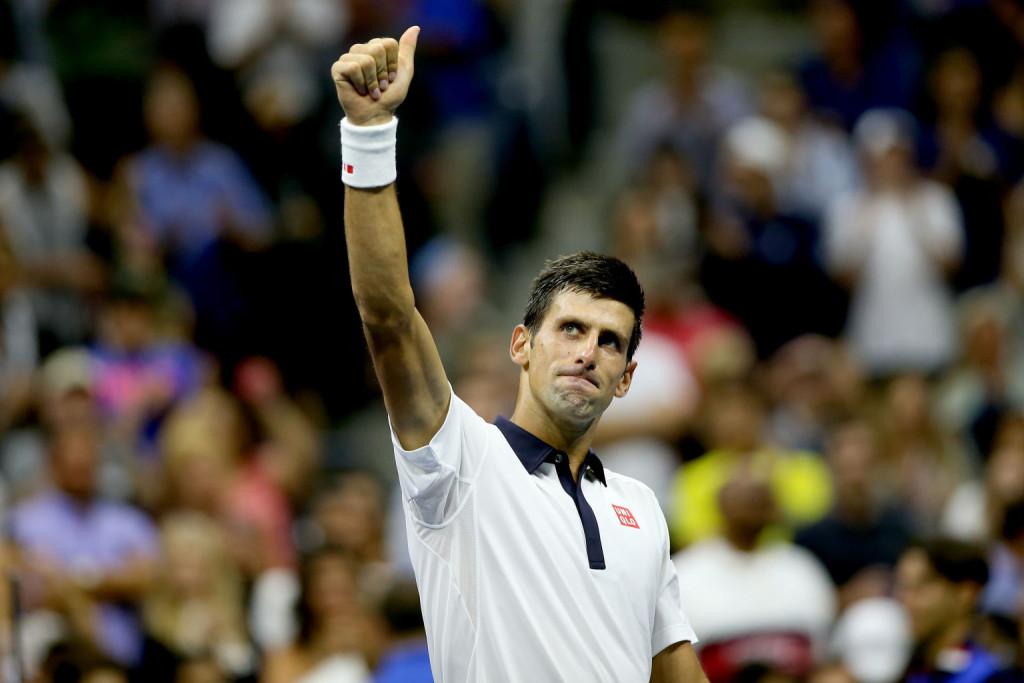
[494,416,607,486]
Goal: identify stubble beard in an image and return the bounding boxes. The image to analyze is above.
[550,386,601,422]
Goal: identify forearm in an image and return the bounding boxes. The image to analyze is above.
[82,558,155,602]
[651,641,708,683]
[345,181,416,328]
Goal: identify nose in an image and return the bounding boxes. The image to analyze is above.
[576,334,598,369]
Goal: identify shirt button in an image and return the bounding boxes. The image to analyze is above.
[553,453,564,464]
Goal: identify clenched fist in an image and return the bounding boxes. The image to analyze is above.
[331,26,419,127]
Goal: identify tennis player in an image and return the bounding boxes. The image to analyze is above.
[332,26,707,682]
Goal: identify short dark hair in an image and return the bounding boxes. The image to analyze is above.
[913,537,989,587]
[523,252,645,360]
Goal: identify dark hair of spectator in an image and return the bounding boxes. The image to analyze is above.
[295,546,357,645]
[523,252,645,360]
[382,578,425,636]
[43,640,126,683]
[913,537,989,587]
[999,496,1024,541]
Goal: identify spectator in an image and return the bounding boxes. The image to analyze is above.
[918,47,1022,291]
[0,114,104,355]
[672,473,837,681]
[616,9,751,192]
[89,283,209,457]
[8,424,159,667]
[116,65,273,356]
[160,396,296,576]
[827,596,912,683]
[825,108,964,377]
[39,641,132,683]
[762,336,865,454]
[609,145,702,278]
[373,578,431,683]
[260,548,375,683]
[670,379,832,547]
[0,287,36,437]
[795,418,911,608]
[139,512,256,682]
[935,287,1024,462]
[797,0,921,130]
[874,373,970,535]
[309,471,388,571]
[895,538,1011,680]
[408,237,491,370]
[702,116,847,357]
[757,71,860,225]
[232,355,320,508]
[945,412,1024,545]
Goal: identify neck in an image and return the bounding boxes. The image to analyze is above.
[59,488,95,509]
[510,400,598,482]
[923,618,972,668]
[724,527,761,552]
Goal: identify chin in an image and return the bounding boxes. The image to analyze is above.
[551,392,599,420]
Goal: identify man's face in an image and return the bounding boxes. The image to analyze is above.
[895,549,966,644]
[52,430,99,502]
[512,290,636,425]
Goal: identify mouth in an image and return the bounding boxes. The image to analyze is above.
[559,371,600,389]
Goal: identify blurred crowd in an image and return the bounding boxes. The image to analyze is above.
[2,0,1024,681]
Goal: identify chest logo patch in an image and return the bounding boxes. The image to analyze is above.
[612,505,639,529]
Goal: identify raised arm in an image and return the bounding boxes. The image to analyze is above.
[332,27,450,450]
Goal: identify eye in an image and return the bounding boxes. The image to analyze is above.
[599,333,621,350]
[562,322,580,334]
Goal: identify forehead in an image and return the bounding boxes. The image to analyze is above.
[544,290,635,332]
[897,549,941,585]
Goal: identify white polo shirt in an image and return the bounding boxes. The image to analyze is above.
[391,390,696,682]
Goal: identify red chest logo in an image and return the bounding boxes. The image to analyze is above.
[612,505,639,529]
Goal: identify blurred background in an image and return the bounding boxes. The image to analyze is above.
[1,0,1024,680]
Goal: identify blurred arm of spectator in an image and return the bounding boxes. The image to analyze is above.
[1005,180,1024,294]
[211,159,275,252]
[826,112,964,291]
[0,291,37,432]
[0,119,106,294]
[909,181,964,278]
[206,0,348,71]
[235,356,320,504]
[12,252,105,294]
[823,193,873,288]
[17,546,155,608]
[11,549,101,650]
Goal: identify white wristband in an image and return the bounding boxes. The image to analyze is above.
[340,117,398,188]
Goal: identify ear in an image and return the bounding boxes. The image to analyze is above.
[614,359,637,398]
[510,325,531,369]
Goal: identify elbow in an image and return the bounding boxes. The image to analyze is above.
[354,289,417,331]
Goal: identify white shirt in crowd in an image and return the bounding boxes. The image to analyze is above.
[825,181,964,376]
[673,537,836,675]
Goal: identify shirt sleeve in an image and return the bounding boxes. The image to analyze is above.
[918,183,964,262]
[390,388,492,527]
[652,506,698,655]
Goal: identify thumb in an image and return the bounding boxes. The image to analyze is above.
[398,25,420,71]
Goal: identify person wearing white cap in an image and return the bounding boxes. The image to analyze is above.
[824,107,964,377]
